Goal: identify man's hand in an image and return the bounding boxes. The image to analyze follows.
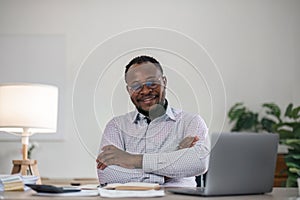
[178,136,199,150]
[96,145,142,170]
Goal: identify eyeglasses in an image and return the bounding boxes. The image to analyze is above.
[128,77,163,93]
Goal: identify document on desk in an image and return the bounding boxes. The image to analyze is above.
[0,174,39,191]
[98,188,165,198]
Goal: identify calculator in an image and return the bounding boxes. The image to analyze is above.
[25,184,81,193]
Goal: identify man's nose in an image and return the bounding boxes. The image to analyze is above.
[139,84,152,94]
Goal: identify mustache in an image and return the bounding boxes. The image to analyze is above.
[137,94,158,101]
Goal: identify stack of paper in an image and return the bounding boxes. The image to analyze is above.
[0,174,39,191]
[103,182,160,190]
[98,188,165,198]
[0,175,24,191]
[99,182,165,198]
[22,175,39,185]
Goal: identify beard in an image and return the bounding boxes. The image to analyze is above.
[132,90,167,119]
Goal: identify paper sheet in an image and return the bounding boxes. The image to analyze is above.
[98,188,165,198]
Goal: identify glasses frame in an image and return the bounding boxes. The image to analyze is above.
[127,77,164,93]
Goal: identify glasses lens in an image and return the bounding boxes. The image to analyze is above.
[130,84,142,92]
[145,81,159,89]
[129,78,161,92]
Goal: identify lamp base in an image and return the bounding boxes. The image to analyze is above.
[11,160,42,184]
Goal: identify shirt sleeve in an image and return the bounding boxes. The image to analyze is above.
[97,165,165,185]
[142,114,210,178]
[97,118,165,184]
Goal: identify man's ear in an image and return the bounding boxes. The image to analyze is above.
[163,76,167,86]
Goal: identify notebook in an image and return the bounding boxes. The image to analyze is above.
[168,132,279,196]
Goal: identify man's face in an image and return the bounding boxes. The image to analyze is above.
[125,62,167,112]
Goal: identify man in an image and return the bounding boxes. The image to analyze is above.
[96,55,210,187]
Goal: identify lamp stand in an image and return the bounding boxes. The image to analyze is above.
[10,128,42,184]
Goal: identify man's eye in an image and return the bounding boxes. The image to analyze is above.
[145,81,155,86]
[131,84,141,90]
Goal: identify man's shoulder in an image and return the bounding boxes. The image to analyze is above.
[170,106,200,120]
[104,111,136,131]
[109,111,136,123]
[171,108,207,130]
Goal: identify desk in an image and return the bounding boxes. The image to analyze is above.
[0,188,298,200]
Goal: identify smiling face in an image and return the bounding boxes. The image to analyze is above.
[125,62,167,114]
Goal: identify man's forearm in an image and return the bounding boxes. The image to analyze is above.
[142,145,210,178]
[97,165,164,185]
[97,145,143,169]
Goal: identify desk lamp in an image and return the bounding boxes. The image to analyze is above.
[0,83,58,184]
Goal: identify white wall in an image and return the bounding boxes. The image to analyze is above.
[0,0,299,178]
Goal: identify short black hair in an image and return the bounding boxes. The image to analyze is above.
[124,55,163,79]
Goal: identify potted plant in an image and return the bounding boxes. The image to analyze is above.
[228,102,300,187]
[282,139,300,187]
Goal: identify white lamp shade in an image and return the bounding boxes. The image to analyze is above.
[0,83,58,134]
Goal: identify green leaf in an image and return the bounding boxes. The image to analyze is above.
[262,103,281,122]
[228,108,246,122]
[228,103,259,132]
[291,106,300,119]
[235,112,258,131]
[228,103,245,122]
[295,132,300,139]
[289,168,300,176]
[294,125,300,139]
[277,130,295,140]
[286,162,300,169]
[284,103,293,118]
[261,117,276,132]
[286,175,298,187]
[291,154,300,160]
[284,140,300,151]
[284,139,300,145]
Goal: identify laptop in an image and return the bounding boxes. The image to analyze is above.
[168,132,279,196]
